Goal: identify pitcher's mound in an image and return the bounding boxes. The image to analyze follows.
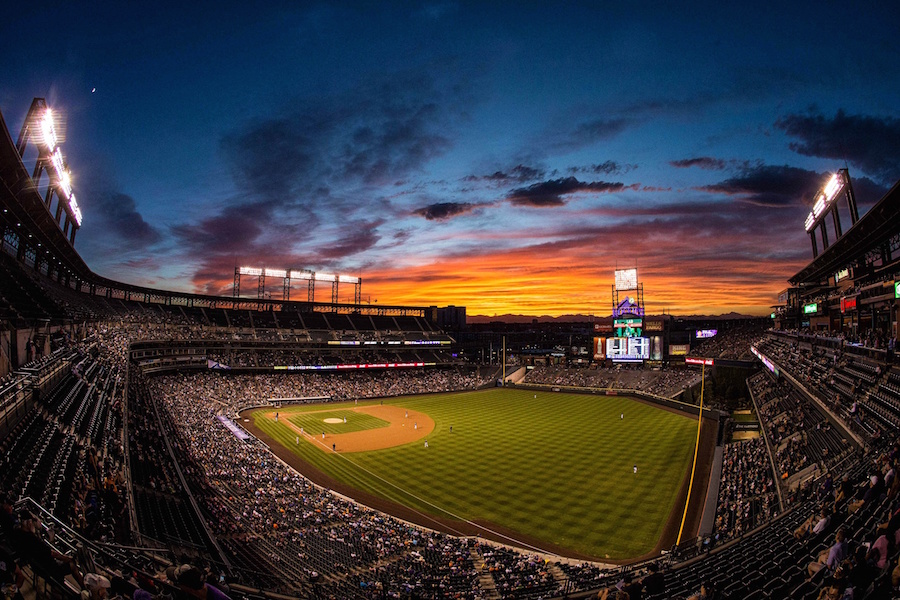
[323,418,344,424]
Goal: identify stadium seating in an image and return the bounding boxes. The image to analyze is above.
[5,262,900,600]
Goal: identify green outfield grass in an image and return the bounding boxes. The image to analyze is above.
[288,409,388,435]
[252,388,698,559]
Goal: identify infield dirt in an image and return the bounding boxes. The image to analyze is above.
[266,405,434,452]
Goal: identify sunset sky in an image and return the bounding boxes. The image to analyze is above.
[2,2,899,316]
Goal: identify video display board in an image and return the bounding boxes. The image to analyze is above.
[606,337,650,362]
[614,317,643,338]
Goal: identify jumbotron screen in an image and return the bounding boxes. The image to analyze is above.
[606,337,650,362]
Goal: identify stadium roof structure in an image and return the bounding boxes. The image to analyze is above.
[790,179,900,286]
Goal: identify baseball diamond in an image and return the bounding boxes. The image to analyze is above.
[245,387,715,560]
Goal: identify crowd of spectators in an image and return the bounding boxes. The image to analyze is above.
[480,547,559,598]
[206,347,455,369]
[777,325,896,355]
[1,319,579,598]
[139,369,518,597]
[522,365,701,398]
[687,323,768,361]
[712,437,778,541]
[756,334,888,442]
[14,314,900,599]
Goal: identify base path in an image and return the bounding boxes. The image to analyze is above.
[264,405,435,453]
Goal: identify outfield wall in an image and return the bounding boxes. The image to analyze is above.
[509,382,723,423]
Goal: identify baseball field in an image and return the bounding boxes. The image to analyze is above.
[245,387,706,560]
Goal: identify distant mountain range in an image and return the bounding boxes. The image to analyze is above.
[466,312,759,324]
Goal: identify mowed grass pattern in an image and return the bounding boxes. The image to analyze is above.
[253,388,697,559]
[288,410,388,435]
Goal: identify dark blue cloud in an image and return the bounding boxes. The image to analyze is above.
[568,161,637,176]
[85,191,161,246]
[698,165,823,207]
[221,70,467,210]
[507,177,631,207]
[700,163,890,210]
[464,165,545,185]
[413,201,480,221]
[776,110,900,184]
[670,157,727,170]
[317,220,384,260]
[551,117,633,151]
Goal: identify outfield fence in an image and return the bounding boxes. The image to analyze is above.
[508,382,724,422]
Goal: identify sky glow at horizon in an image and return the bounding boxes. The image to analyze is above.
[2,2,899,317]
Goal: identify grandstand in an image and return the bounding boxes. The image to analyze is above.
[4,95,900,600]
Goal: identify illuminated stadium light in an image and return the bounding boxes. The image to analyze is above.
[289,270,312,280]
[804,171,847,232]
[338,274,359,284]
[39,109,58,150]
[804,213,816,231]
[69,195,82,226]
[823,172,842,202]
[58,169,73,200]
[812,193,827,218]
[314,272,336,282]
[265,268,287,278]
[50,147,66,177]
[239,267,262,276]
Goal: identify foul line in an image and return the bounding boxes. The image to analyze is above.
[677,362,704,544]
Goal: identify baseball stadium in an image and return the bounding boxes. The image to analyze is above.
[2,85,900,600]
[0,12,900,600]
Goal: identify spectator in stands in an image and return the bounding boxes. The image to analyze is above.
[640,563,664,596]
[687,581,719,600]
[0,544,25,600]
[891,553,900,589]
[12,510,84,588]
[620,573,642,600]
[815,574,848,600]
[81,573,111,600]
[849,474,885,514]
[808,529,849,577]
[794,506,831,540]
[834,474,854,506]
[866,531,892,570]
[166,564,231,600]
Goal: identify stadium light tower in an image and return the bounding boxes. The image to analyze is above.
[803,169,859,258]
[234,266,362,305]
[289,270,314,302]
[16,98,83,245]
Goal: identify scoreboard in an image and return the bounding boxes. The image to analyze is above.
[606,336,650,362]
[606,316,650,362]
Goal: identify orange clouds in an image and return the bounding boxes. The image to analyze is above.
[359,245,803,317]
